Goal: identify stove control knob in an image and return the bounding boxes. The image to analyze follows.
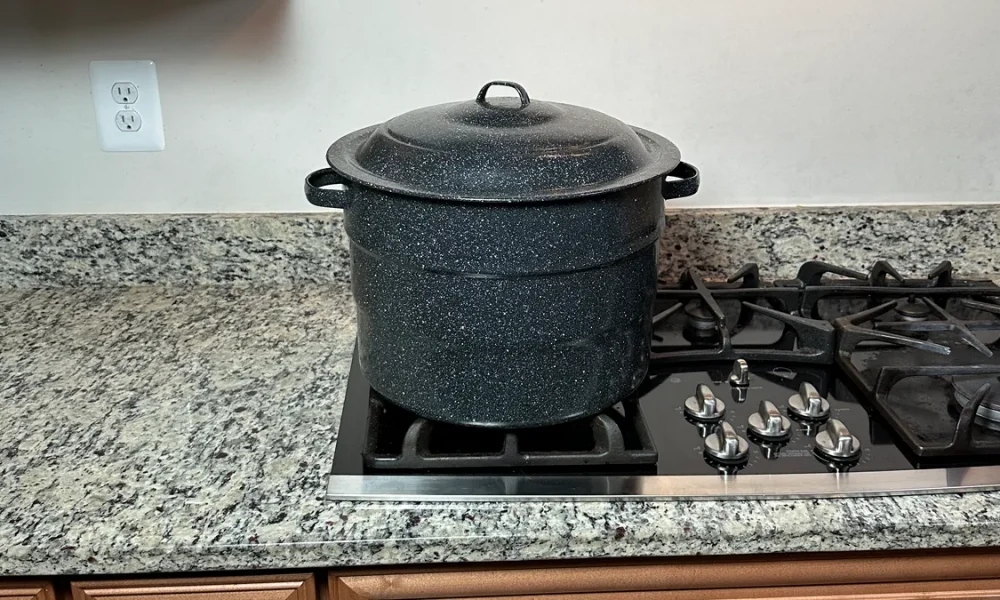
[704,421,750,463]
[684,384,726,421]
[788,382,831,420]
[814,419,861,461]
[747,400,792,440]
[729,359,750,387]
[731,386,749,404]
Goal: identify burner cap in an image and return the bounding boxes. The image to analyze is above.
[895,299,931,322]
[952,375,1000,429]
[683,301,719,341]
[684,301,716,328]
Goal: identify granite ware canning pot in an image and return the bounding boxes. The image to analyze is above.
[304,81,700,428]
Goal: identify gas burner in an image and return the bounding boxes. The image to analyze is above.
[652,267,833,365]
[833,297,1000,362]
[683,300,720,342]
[895,297,932,322]
[836,288,1000,456]
[873,297,998,358]
[952,375,1000,430]
[777,260,1000,319]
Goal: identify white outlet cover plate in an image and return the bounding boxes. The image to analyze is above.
[89,60,165,152]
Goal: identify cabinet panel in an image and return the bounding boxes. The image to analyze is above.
[72,574,314,600]
[330,550,1000,600]
[0,582,56,600]
[451,579,1000,600]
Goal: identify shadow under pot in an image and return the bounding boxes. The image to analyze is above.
[305,81,700,428]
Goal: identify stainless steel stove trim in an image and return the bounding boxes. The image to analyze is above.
[327,467,1000,501]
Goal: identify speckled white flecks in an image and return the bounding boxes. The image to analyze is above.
[0,214,351,289]
[660,205,1000,280]
[5,284,1000,577]
[3,205,1000,290]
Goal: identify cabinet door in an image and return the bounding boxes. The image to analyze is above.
[72,574,314,600]
[0,582,56,600]
[516,580,1000,600]
[334,575,1000,600]
[330,551,1000,600]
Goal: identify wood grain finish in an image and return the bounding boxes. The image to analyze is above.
[0,582,56,600]
[72,575,315,600]
[330,549,1000,600]
[442,579,1000,600]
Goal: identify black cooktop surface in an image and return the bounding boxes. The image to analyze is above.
[331,261,1000,477]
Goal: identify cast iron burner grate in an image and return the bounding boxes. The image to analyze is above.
[776,260,999,318]
[362,393,658,472]
[835,290,1000,457]
[651,264,834,364]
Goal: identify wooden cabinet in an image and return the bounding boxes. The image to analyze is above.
[6,548,1000,600]
[330,550,1000,600]
[0,582,55,600]
[72,574,314,600]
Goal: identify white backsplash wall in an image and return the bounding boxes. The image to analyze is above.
[2,0,1000,214]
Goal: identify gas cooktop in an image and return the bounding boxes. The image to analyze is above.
[327,260,1000,501]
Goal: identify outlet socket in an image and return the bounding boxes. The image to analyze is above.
[115,110,142,132]
[112,82,137,104]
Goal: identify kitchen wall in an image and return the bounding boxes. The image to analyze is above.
[2,0,1000,215]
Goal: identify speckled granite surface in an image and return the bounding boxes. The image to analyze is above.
[3,205,999,288]
[659,205,1000,280]
[0,214,351,288]
[4,282,1000,576]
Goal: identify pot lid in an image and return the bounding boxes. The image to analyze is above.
[325,81,682,202]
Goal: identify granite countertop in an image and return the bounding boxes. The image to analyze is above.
[5,280,1000,576]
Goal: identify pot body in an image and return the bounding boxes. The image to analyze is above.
[342,179,665,428]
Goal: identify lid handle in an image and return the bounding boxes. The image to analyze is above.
[476,81,530,108]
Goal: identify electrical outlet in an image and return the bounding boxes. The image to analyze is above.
[115,110,142,132]
[112,82,137,104]
[90,60,164,152]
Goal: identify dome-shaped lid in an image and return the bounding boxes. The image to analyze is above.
[325,81,682,202]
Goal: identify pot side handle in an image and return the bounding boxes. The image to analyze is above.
[661,161,700,200]
[305,168,351,209]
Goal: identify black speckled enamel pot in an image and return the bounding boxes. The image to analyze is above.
[305,81,699,428]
